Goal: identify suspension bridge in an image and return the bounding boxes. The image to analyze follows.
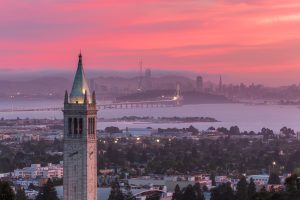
[0,81,183,112]
[0,95,183,113]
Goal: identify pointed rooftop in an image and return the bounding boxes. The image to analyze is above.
[69,52,91,103]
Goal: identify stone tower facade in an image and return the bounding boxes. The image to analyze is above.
[63,53,98,200]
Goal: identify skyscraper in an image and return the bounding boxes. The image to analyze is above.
[63,53,98,200]
[219,75,223,93]
[196,76,203,92]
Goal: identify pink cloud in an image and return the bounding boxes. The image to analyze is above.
[0,0,300,85]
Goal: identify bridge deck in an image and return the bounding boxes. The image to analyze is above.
[0,98,182,112]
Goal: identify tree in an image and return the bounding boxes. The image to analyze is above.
[182,184,196,200]
[217,127,229,134]
[280,127,295,138]
[236,176,248,200]
[210,173,216,186]
[211,187,221,200]
[172,184,181,200]
[202,185,208,192]
[28,183,37,190]
[123,183,133,200]
[108,181,124,200]
[193,183,204,200]
[208,127,216,131]
[285,174,300,199]
[260,186,267,193]
[35,179,59,200]
[247,178,256,199]
[229,126,240,135]
[253,186,270,200]
[211,183,234,200]
[268,173,280,185]
[105,126,120,134]
[16,188,28,200]
[285,174,299,193]
[188,125,199,134]
[221,183,234,200]
[0,180,15,200]
[261,128,274,139]
[126,147,137,163]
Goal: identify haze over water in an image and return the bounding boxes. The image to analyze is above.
[0,99,299,132]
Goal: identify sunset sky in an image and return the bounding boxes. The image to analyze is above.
[1,0,300,85]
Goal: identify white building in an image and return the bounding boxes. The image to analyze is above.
[25,189,39,200]
[13,162,63,179]
[215,176,230,185]
[123,128,153,137]
[15,179,39,188]
[0,134,12,140]
[17,133,40,143]
[296,132,300,140]
[247,175,269,185]
[0,172,10,178]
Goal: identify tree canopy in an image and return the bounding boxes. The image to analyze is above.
[35,179,59,200]
[0,180,15,200]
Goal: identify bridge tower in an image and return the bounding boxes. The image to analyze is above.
[175,82,183,105]
[137,58,143,92]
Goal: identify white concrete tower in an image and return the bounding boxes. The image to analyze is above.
[63,53,98,200]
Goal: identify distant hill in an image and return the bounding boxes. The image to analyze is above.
[0,75,190,99]
[0,77,71,98]
[116,90,232,104]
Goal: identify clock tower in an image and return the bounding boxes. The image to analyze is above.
[63,53,98,200]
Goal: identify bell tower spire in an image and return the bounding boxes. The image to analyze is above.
[63,54,98,200]
[69,51,91,104]
[78,50,82,66]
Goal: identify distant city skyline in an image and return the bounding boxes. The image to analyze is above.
[0,69,299,87]
[1,0,300,85]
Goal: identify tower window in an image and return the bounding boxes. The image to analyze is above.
[88,117,95,137]
[68,118,72,135]
[88,118,90,135]
[74,118,78,135]
[92,118,95,135]
[79,118,83,135]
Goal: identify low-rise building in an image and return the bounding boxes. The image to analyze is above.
[13,162,63,179]
[247,175,269,185]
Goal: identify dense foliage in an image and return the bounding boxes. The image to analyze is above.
[98,135,300,175]
[35,179,59,200]
[207,174,300,200]
[0,139,63,173]
[108,181,133,200]
[0,180,15,200]
[172,183,205,200]
[1,126,300,175]
[15,188,28,200]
